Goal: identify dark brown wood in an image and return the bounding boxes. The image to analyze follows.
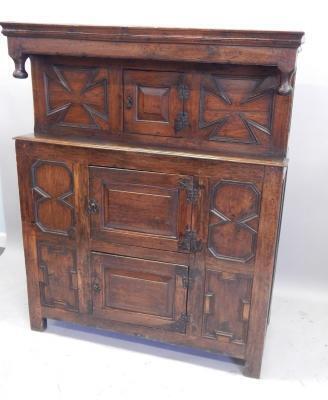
[91,252,188,332]
[2,23,302,378]
[28,56,297,157]
[244,166,286,378]
[88,166,193,252]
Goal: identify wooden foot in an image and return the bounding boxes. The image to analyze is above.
[243,358,262,378]
[30,317,47,332]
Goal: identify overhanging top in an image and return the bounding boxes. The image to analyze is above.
[0,22,304,94]
[1,22,304,48]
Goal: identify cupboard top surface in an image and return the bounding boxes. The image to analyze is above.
[14,134,288,167]
[1,22,304,48]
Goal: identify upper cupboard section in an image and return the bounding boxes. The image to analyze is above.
[31,56,292,157]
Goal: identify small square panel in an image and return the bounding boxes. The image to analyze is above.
[124,70,182,137]
[137,86,169,122]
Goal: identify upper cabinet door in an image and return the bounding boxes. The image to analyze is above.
[123,70,185,137]
[89,166,193,252]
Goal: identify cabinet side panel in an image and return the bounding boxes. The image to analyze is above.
[244,166,285,378]
[16,142,46,330]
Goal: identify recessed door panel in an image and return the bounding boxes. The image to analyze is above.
[89,167,193,252]
[91,252,188,332]
[123,70,184,136]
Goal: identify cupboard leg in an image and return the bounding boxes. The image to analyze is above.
[243,356,262,378]
[30,316,47,332]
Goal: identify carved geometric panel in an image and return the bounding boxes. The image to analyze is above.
[32,160,75,236]
[202,270,252,345]
[37,242,79,312]
[208,180,260,263]
[137,86,169,122]
[44,65,109,129]
[199,75,274,145]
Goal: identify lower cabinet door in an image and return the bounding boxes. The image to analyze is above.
[91,252,189,333]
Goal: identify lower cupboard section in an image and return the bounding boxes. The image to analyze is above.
[35,241,253,359]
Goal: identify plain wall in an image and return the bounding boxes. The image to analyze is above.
[0,180,4,228]
[0,178,5,241]
[0,0,327,296]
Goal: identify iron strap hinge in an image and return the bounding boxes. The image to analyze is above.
[178,228,203,253]
[182,271,199,290]
[177,83,189,100]
[167,313,191,332]
[175,83,189,132]
[179,178,200,204]
[175,111,189,132]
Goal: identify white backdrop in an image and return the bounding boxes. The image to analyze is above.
[0,1,327,396]
[1,0,327,295]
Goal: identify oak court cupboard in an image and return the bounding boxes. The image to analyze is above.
[0,22,304,378]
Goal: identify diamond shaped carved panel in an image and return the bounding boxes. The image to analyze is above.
[199,75,274,145]
[44,65,109,130]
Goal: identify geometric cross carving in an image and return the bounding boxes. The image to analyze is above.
[31,160,75,236]
[44,66,109,129]
[208,180,260,263]
[199,75,274,145]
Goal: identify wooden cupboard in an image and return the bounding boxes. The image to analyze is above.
[1,22,303,378]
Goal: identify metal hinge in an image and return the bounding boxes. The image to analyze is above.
[175,111,189,132]
[178,83,189,100]
[168,313,191,333]
[179,178,200,203]
[178,228,203,253]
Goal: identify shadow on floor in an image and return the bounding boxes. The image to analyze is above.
[47,319,245,375]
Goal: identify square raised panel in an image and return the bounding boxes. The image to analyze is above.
[124,70,183,136]
[137,86,169,122]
